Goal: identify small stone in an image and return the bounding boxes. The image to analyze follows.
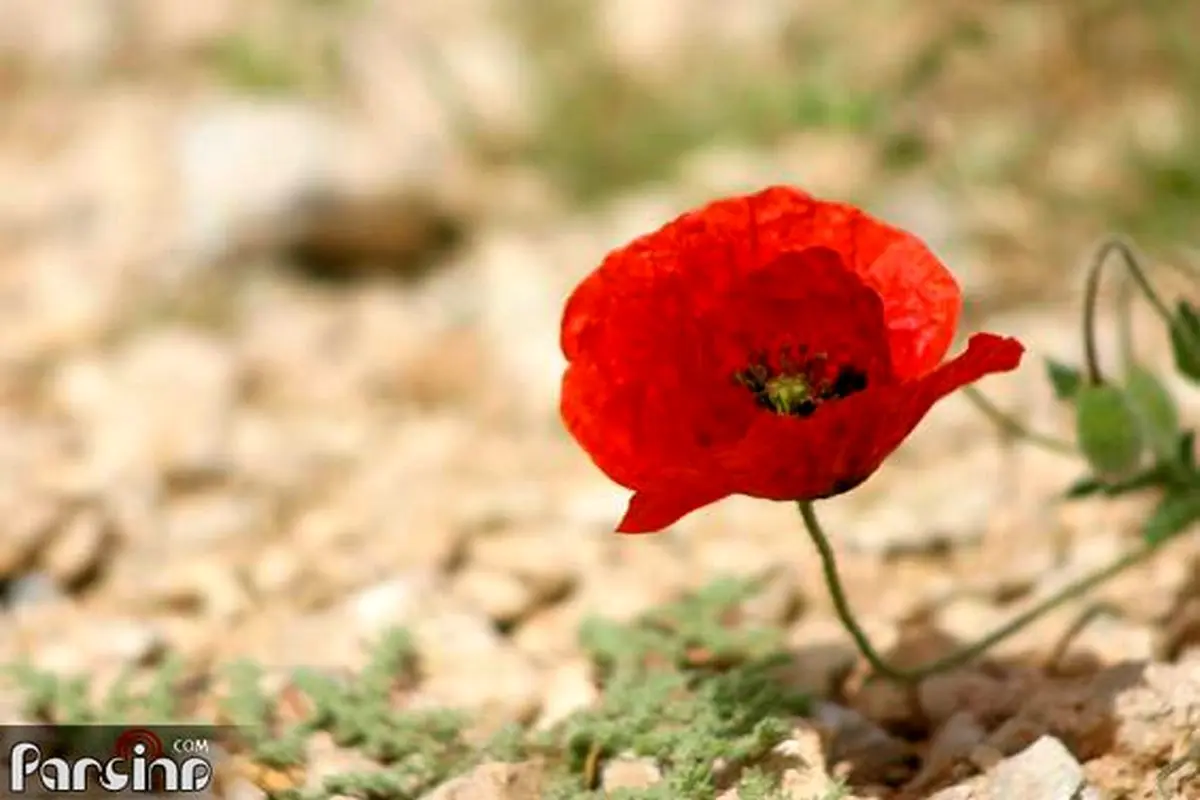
[926,785,975,800]
[468,531,576,604]
[987,736,1097,799]
[763,725,840,799]
[782,618,860,696]
[601,757,662,792]
[411,607,505,672]
[33,617,165,673]
[349,574,437,635]
[0,494,60,576]
[738,567,803,626]
[420,760,544,800]
[40,506,110,586]
[5,572,65,609]
[534,657,598,730]
[415,647,542,732]
[511,599,585,661]
[452,567,539,625]
[1051,614,1155,672]
[148,559,251,621]
[250,544,303,597]
[163,491,268,547]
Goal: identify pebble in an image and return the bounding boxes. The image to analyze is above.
[600,756,662,791]
[987,736,1098,800]
[451,567,540,626]
[419,761,544,800]
[533,657,598,730]
[40,506,110,586]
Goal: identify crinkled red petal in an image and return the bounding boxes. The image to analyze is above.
[561,246,892,492]
[609,334,1023,532]
[561,186,961,381]
[717,332,1025,502]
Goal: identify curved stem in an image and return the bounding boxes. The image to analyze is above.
[960,386,1076,456]
[1082,237,1176,385]
[797,500,1170,683]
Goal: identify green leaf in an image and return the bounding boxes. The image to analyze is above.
[1045,358,1084,400]
[1075,384,1145,480]
[1143,489,1200,545]
[1124,366,1180,461]
[1170,300,1200,383]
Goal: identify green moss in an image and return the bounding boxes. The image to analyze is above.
[4,576,810,800]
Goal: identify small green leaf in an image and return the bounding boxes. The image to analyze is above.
[1143,489,1200,545]
[1075,384,1145,480]
[1124,366,1180,461]
[1045,358,1084,400]
[1170,300,1200,383]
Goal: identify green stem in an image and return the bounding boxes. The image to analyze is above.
[960,385,1076,456]
[1082,236,1176,385]
[797,500,1170,682]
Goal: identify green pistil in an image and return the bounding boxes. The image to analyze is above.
[764,374,813,414]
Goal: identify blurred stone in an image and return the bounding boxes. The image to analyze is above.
[411,606,505,672]
[127,0,241,58]
[162,491,269,547]
[249,544,303,598]
[772,725,841,800]
[468,531,577,605]
[146,559,251,622]
[452,567,539,626]
[1050,614,1156,672]
[0,492,59,577]
[52,329,239,480]
[988,736,1097,800]
[420,761,544,800]
[414,646,542,732]
[40,506,110,587]
[534,657,597,730]
[472,228,569,422]
[283,191,465,280]
[0,0,119,76]
[782,618,859,697]
[31,616,165,673]
[4,573,64,609]
[510,599,585,662]
[821,447,1004,555]
[737,567,803,626]
[348,574,438,635]
[601,757,662,791]
[174,100,337,267]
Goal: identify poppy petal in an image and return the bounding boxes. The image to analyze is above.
[851,332,1026,474]
[616,485,732,534]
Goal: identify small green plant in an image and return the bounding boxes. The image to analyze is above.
[3,576,812,800]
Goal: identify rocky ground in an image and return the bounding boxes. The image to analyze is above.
[1,1,1199,798]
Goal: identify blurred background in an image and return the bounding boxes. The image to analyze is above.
[0,0,1199,789]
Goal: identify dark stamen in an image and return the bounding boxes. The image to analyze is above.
[734,351,870,417]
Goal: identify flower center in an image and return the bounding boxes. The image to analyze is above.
[735,349,869,417]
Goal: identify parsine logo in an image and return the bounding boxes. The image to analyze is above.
[9,727,215,794]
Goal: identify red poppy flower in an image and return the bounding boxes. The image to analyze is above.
[560,185,1024,533]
